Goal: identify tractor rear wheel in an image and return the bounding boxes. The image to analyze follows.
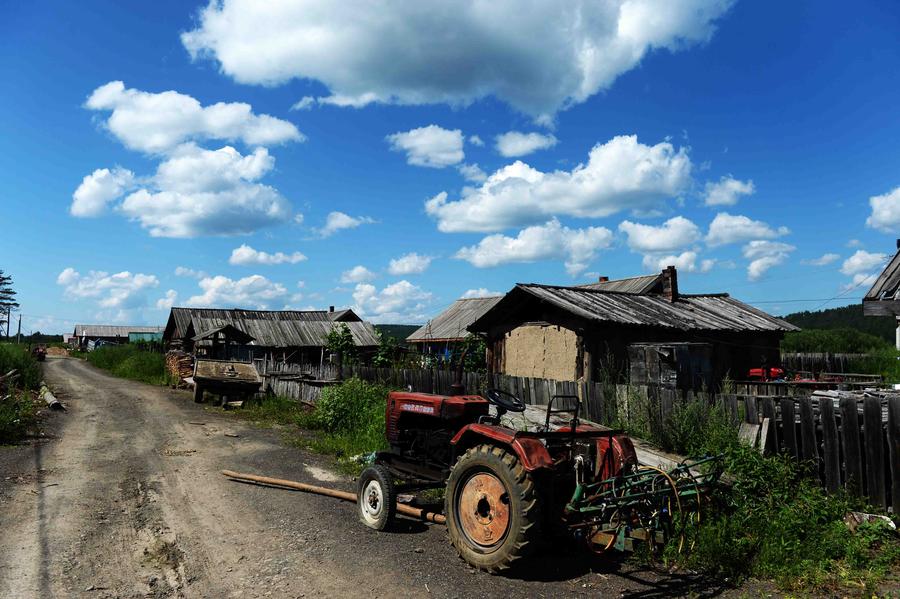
[445,444,541,572]
[357,465,396,531]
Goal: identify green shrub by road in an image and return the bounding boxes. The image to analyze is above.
[86,345,170,386]
[0,344,41,444]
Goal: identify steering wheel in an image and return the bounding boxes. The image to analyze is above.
[484,388,526,413]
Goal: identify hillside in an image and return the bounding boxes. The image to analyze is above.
[783,304,895,343]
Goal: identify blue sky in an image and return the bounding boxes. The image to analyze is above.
[3,1,900,334]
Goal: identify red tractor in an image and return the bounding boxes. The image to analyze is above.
[356,387,650,571]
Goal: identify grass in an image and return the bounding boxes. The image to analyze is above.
[655,399,900,595]
[0,343,42,389]
[0,344,42,444]
[0,390,40,445]
[86,345,171,385]
[781,328,900,383]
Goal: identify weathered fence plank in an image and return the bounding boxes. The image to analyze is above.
[780,398,797,459]
[819,397,841,493]
[761,397,778,454]
[744,395,759,424]
[840,396,864,496]
[799,397,819,467]
[888,397,900,517]
[863,396,886,509]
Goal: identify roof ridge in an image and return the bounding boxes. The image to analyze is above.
[517,283,661,296]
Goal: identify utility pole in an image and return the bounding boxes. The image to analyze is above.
[4,306,9,341]
[16,314,21,344]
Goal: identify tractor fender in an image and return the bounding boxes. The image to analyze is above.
[449,423,554,472]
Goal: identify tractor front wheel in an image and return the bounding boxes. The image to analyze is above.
[357,465,396,531]
[445,444,541,572]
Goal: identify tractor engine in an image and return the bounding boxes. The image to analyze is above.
[385,391,489,468]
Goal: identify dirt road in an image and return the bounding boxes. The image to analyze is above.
[0,357,729,598]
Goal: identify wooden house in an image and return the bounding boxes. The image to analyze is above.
[162,307,379,364]
[468,267,798,390]
[406,296,502,358]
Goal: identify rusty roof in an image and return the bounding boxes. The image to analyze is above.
[407,296,503,342]
[469,284,798,333]
[164,307,378,348]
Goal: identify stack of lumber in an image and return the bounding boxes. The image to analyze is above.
[166,351,194,385]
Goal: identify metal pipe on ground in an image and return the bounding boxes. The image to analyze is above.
[221,470,447,525]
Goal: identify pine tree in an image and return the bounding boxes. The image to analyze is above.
[0,270,20,340]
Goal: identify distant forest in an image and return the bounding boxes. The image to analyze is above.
[783,304,894,343]
[374,324,419,343]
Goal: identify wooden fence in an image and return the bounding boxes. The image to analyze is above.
[780,352,871,374]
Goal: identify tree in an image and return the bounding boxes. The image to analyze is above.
[0,270,19,340]
[325,323,357,380]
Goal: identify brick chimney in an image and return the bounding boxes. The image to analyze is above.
[598,276,609,282]
[329,305,335,312]
[662,266,678,302]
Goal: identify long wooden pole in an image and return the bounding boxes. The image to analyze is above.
[221,469,446,525]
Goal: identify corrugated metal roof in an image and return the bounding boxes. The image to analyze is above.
[407,296,503,342]
[74,324,164,338]
[578,274,662,294]
[470,284,798,333]
[165,307,378,348]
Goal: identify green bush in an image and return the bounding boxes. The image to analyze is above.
[0,344,41,389]
[284,378,391,471]
[87,345,169,385]
[0,391,39,444]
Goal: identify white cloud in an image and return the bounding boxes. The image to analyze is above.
[458,163,487,183]
[85,81,302,154]
[427,135,691,232]
[619,216,700,252]
[175,266,208,279]
[742,240,795,281]
[156,289,178,310]
[702,175,754,206]
[495,131,558,157]
[70,167,135,217]
[187,274,288,309]
[802,253,840,267]
[461,288,503,299]
[840,250,887,276]
[843,272,877,292]
[118,145,293,238]
[318,211,375,238]
[706,212,790,247]
[229,244,307,265]
[388,253,433,276]
[341,265,377,283]
[182,0,733,119]
[641,251,712,273]
[57,267,159,309]
[291,96,316,111]
[847,239,863,248]
[468,135,485,147]
[386,125,464,168]
[866,186,900,232]
[455,219,613,276]
[352,280,433,323]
